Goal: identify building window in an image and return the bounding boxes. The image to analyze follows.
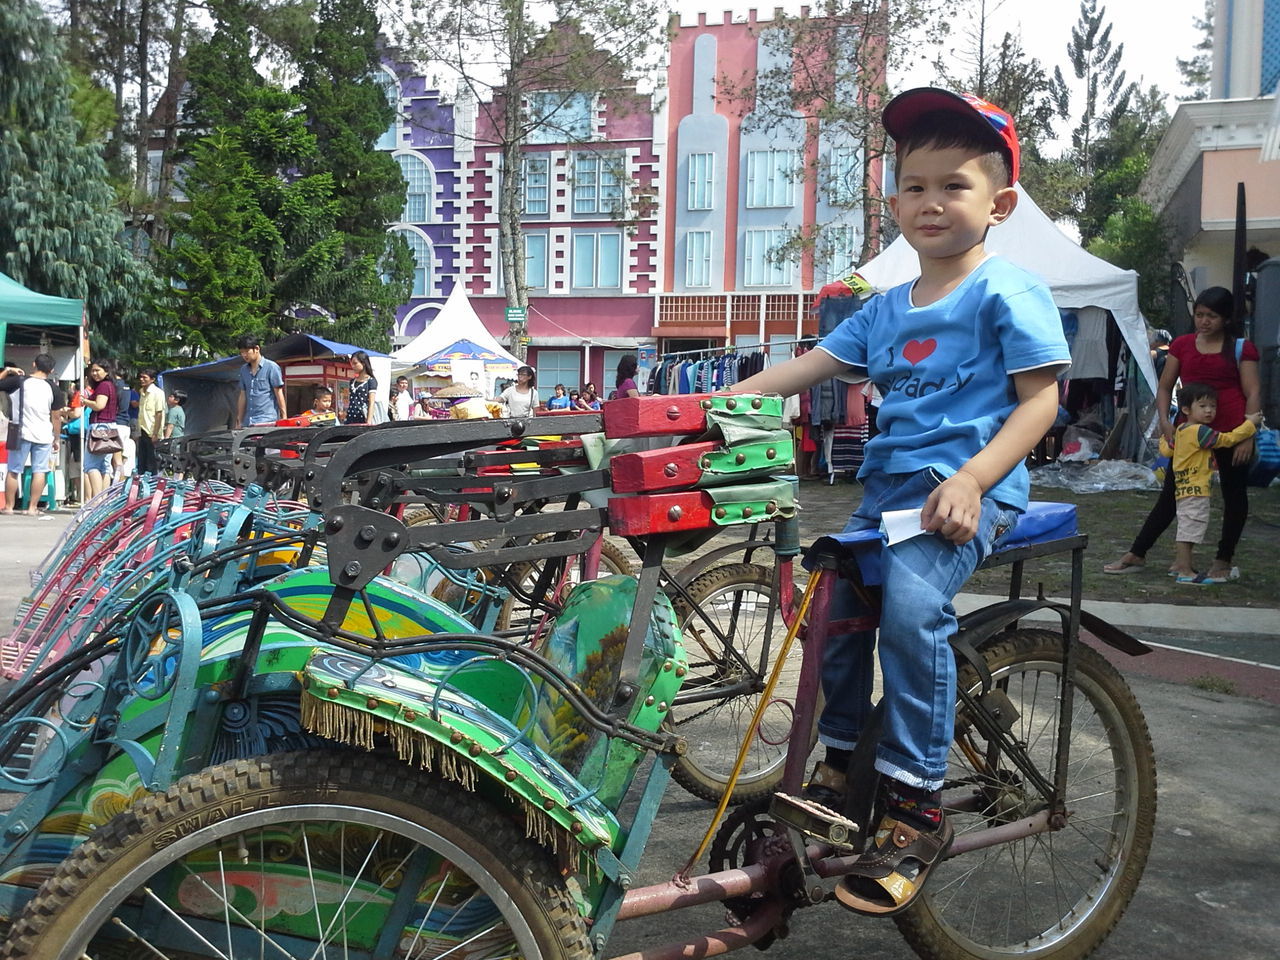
[536,350,581,391]
[119,227,152,260]
[685,230,712,287]
[524,233,548,289]
[828,144,861,206]
[744,150,798,208]
[743,229,793,286]
[573,152,624,215]
[688,153,714,210]
[527,91,593,144]
[376,73,399,150]
[146,150,164,198]
[394,228,433,297]
[396,154,434,223]
[823,224,861,282]
[522,156,550,215]
[572,232,622,288]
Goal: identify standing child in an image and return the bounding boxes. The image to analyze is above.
[1164,383,1260,584]
[164,390,188,439]
[733,87,1070,914]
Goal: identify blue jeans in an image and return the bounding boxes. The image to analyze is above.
[819,470,1017,790]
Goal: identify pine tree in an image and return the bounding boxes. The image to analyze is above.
[293,0,412,346]
[1176,0,1214,101]
[0,0,156,354]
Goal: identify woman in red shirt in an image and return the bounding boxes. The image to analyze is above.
[1105,287,1261,582]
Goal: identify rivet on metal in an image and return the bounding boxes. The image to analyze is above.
[469,744,483,757]
[675,665,687,677]
[657,702,668,712]
[726,398,737,410]
[645,696,655,706]
[450,731,464,744]
[358,525,377,542]
[663,463,679,477]
[667,405,682,420]
[742,506,754,518]
[366,698,379,710]
[668,505,683,522]
[735,453,746,465]
[571,822,584,834]
[767,501,778,514]
[700,456,711,469]
[663,661,674,672]
[766,447,776,459]
[327,687,340,699]
[543,798,556,811]
[403,709,417,722]
[752,397,763,409]
[505,769,518,782]
[701,399,713,410]
[714,506,727,519]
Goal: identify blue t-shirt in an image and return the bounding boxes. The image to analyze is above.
[239,356,284,425]
[547,394,571,410]
[817,257,1070,510]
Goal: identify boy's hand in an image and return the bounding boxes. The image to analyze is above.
[921,470,983,545]
[1245,411,1264,426]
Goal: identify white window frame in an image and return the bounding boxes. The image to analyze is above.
[685,230,713,287]
[823,224,861,283]
[522,155,550,215]
[573,152,624,215]
[527,91,593,144]
[828,144,861,207]
[572,232,623,289]
[743,229,793,286]
[395,153,434,224]
[687,153,715,210]
[534,350,582,391]
[524,233,548,289]
[744,149,798,208]
[393,226,434,297]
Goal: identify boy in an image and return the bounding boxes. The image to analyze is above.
[734,88,1070,914]
[164,390,188,440]
[301,385,338,424]
[1164,383,1259,584]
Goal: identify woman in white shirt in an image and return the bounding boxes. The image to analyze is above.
[497,365,538,418]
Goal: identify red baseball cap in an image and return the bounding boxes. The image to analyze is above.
[883,87,1020,184]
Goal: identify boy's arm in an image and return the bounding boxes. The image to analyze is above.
[1204,418,1258,449]
[732,349,856,398]
[921,367,1060,545]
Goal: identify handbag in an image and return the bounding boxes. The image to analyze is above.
[5,382,23,449]
[88,423,124,455]
[1247,428,1279,487]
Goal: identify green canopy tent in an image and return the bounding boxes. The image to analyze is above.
[0,271,84,351]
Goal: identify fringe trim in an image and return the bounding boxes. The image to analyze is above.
[300,693,583,865]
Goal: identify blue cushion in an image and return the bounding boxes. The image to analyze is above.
[805,501,1079,586]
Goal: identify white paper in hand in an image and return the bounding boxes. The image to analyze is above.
[881,508,929,546]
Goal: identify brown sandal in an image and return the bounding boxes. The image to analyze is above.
[834,814,953,916]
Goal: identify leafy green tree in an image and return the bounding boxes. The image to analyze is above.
[293,0,412,344]
[1077,84,1169,243]
[404,3,667,358]
[1087,196,1172,326]
[0,0,157,354]
[1176,0,1214,101]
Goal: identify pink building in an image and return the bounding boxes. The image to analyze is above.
[459,76,662,392]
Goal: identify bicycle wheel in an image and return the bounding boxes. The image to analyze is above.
[668,563,815,804]
[2,751,591,960]
[495,537,634,631]
[895,628,1156,960]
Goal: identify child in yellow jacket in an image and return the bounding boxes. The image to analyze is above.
[1164,382,1261,583]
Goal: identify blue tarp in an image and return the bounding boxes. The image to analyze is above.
[164,334,389,383]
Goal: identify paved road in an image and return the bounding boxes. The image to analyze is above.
[2,503,1277,960]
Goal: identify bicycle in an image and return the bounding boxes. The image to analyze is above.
[0,394,1154,960]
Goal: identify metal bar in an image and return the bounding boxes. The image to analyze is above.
[782,565,833,794]
[616,535,668,708]
[615,862,772,920]
[978,535,1088,570]
[1052,545,1085,806]
[607,901,784,960]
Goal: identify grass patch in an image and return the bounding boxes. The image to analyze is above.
[1186,674,1239,696]
[963,480,1280,608]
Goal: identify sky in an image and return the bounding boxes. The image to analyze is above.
[670,0,1207,117]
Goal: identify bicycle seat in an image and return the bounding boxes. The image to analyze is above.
[806,501,1078,586]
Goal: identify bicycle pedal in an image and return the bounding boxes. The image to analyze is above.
[770,792,859,848]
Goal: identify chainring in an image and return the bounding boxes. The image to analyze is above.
[708,796,794,948]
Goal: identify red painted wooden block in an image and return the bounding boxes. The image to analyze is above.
[602,395,711,438]
[608,491,713,536]
[610,442,718,493]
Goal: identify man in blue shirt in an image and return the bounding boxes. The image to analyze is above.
[234,334,286,427]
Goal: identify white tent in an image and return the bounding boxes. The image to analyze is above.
[857,185,1158,395]
[391,286,522,368]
